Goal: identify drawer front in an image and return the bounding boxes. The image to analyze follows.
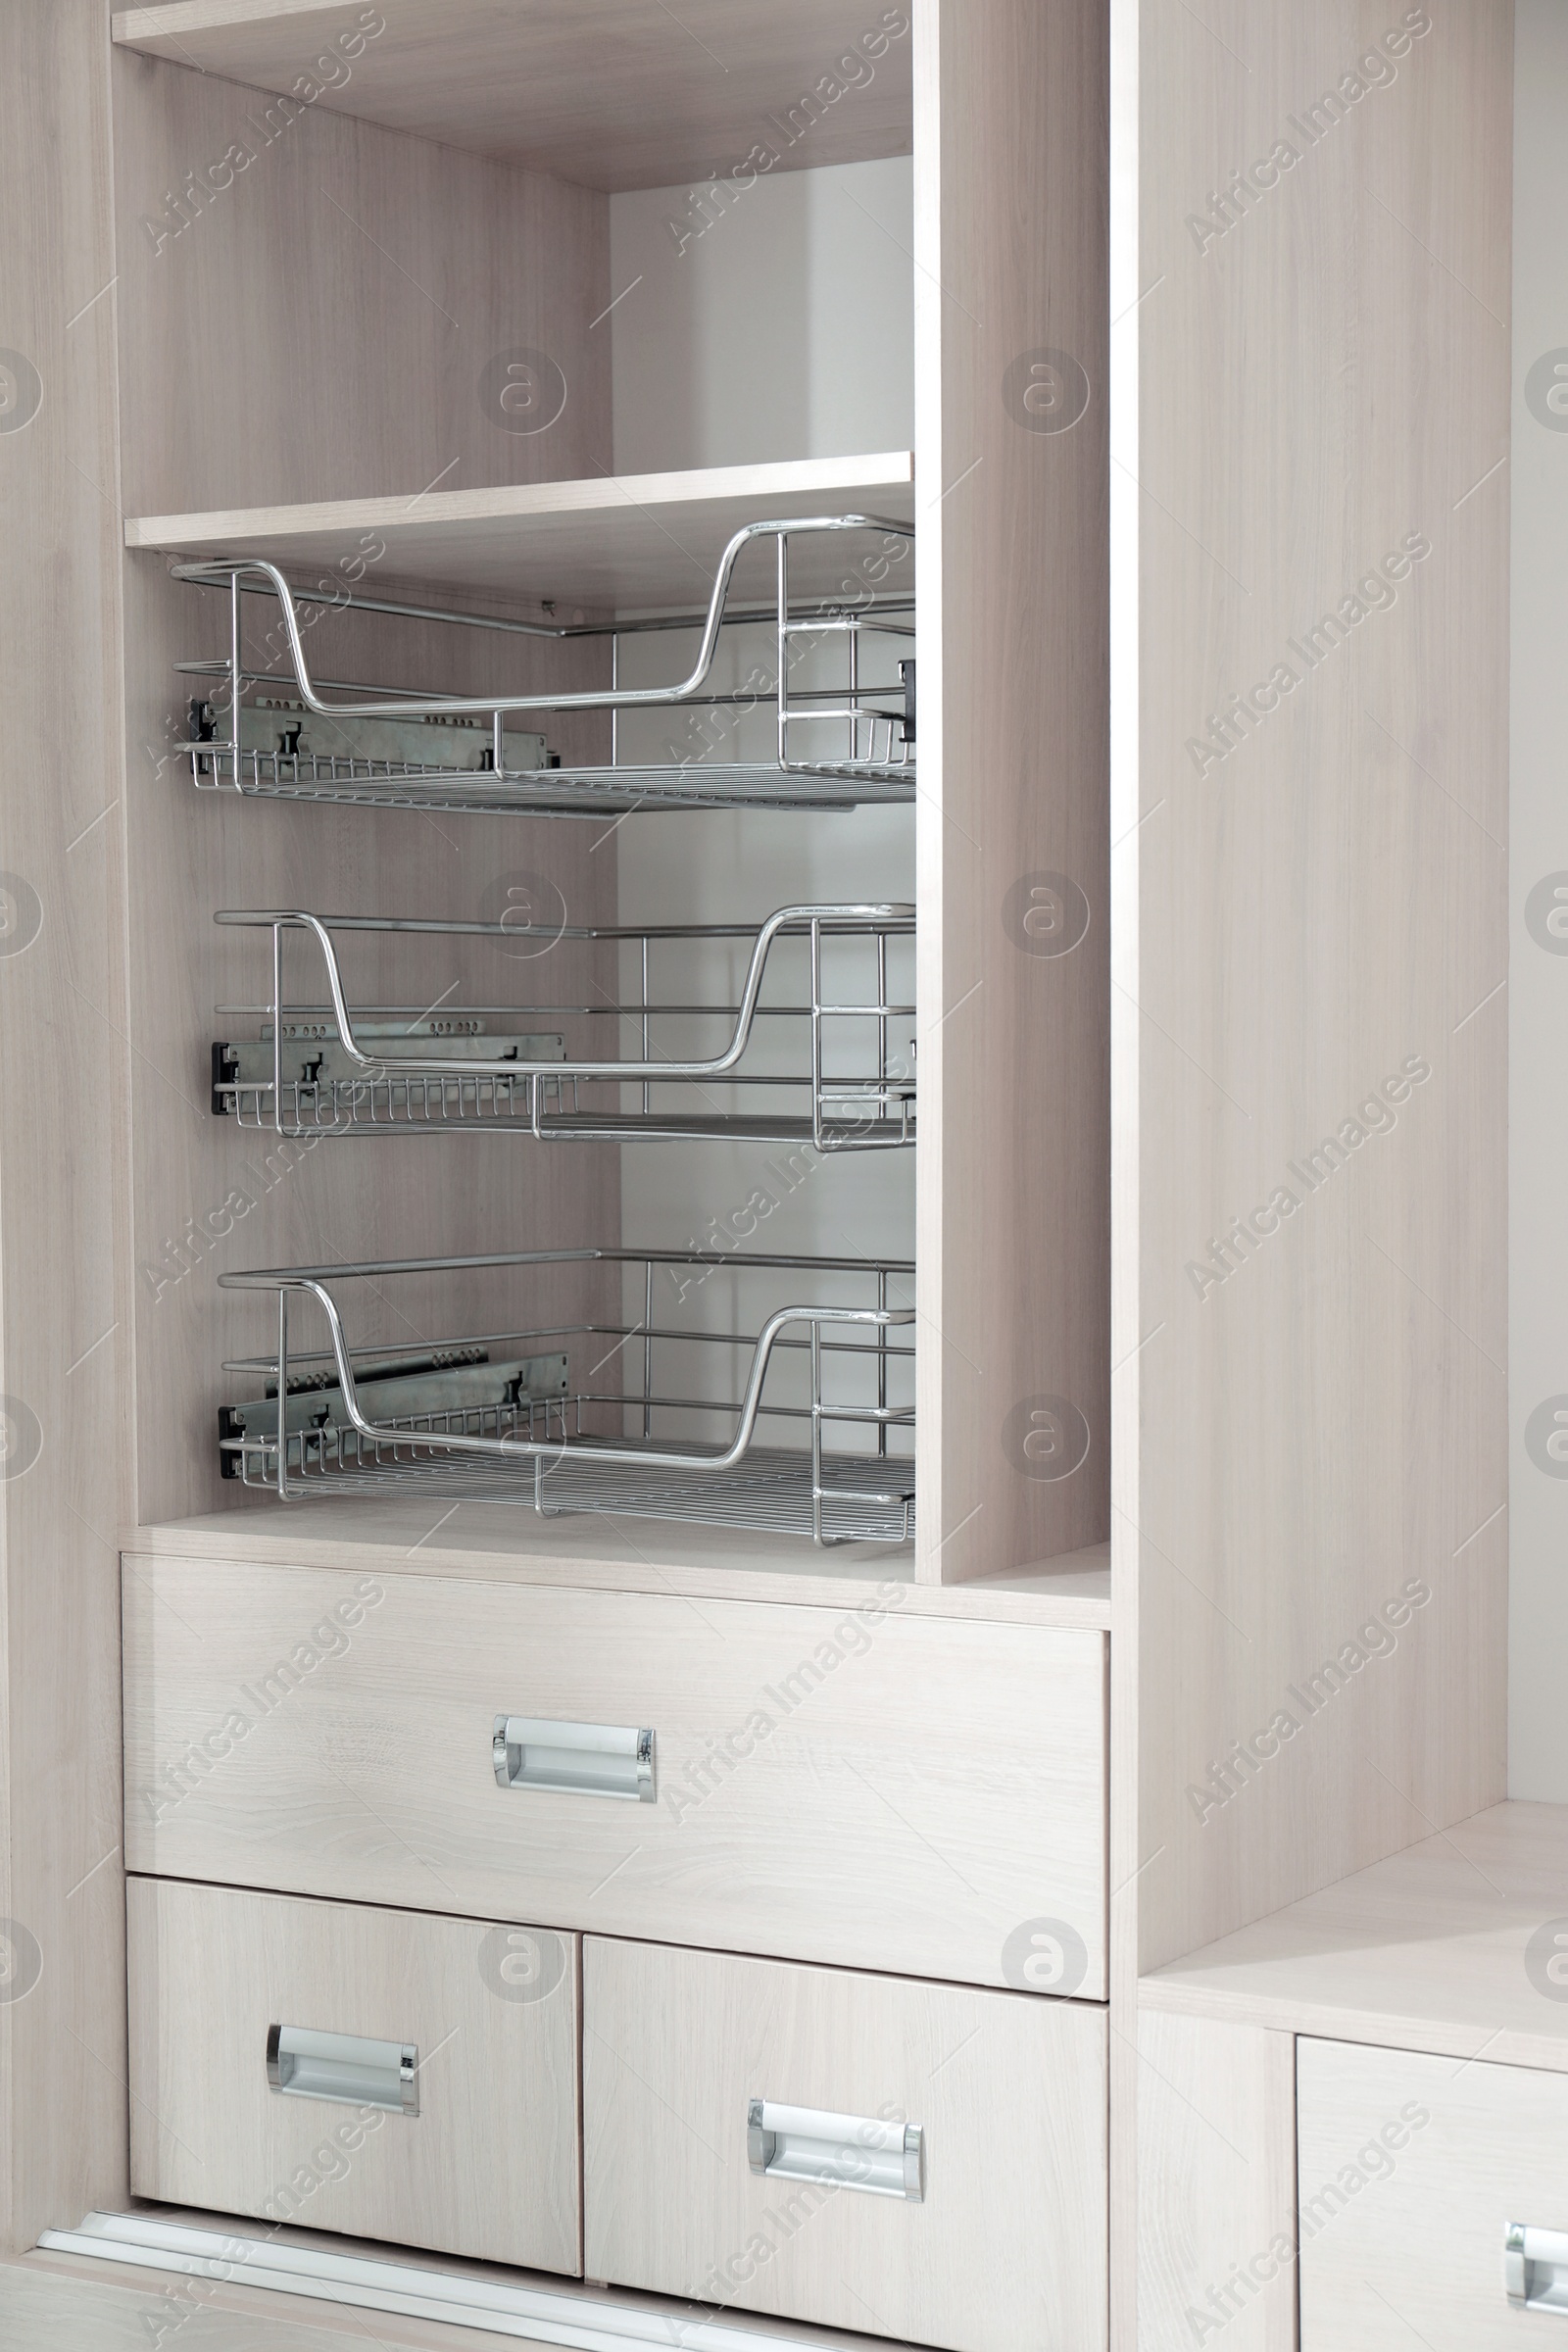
[128,1877,581,2275]
[1298,2038,1568,2349]
[582,1936,1108,2352]
[123,1557,1107,1993]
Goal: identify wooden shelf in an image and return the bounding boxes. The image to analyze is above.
[1141,1802,1568,2072]
[110,1,914,194]
[128,1507,1111,1629]
[125,452,917,608]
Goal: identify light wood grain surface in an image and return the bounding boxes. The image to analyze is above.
[130,1511,1112,1627]
[0,0,136,2258]
[123,1556,1108,1992]
[112,42,611,515]
[111,1,915,195]
[128,1877,582,2275]
[1298,2038,1568,2350]
[912,0,1110,1582]
[1136,2013,1297,2352]
[1124,0,1512,1975]
[126,455,919,606]
[583,1936,1108,2352]
[1143,1800,1568,2073]
[1107,0,1142,2331]
[1115,10,1514,2336]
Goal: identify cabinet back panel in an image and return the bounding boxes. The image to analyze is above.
[111,46,611,512]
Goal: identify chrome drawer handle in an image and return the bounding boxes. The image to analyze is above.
[492,1714,655,1802]
[746,2097,924,2202]
[266,2023,418,2118]
[1507,2223,1568,2313]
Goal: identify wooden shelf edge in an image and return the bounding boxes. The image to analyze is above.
[122,1506,1111,1628]
[112,3,332,34]
[1137,1971,1568,2078]
[123,451,918,557]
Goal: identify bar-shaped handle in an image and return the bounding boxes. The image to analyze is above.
[266,2024,418,2118]
[746,2098,924,2202]
[1507,2224,1568,2313]
[492,1714,655,1802]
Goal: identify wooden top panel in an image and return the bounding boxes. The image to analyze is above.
[125,453,917,607]
[110,1,915,192]
[127,1504,1111,1626]
[1141,1802,1568,2071]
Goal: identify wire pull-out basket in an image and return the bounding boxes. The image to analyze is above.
[175,515,915,816]
[219,1249,915,1548]
[212,905,915,1149]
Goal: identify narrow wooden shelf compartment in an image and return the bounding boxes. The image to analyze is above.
[127,452,918,607]
[1141,1803,1568,2074]
[110,1,915,194]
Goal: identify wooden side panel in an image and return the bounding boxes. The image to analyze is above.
[1137,2013,1297,2352]
[127,1877,582,2276]
[583,1936,1108,2352]
[913,0,1111,1580]
[1108,0,1143,2334]
[0,0,133,2255]
[1130,0,1512,1969]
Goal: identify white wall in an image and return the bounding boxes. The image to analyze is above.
[1510,0,1568,1794]
[610,157,913,472]
[608,158,916,1446]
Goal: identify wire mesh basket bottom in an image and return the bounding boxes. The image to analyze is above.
[228,1427,915,1546]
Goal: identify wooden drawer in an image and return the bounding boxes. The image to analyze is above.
[123,1556,1107,1993]
[1298,2037,1568,2348]
[582,1936,1107,2352]
[128,1877,581,2275]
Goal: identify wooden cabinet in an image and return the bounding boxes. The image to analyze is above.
[127,1877,582,2276]
[32,0,1544,2344]
[582,1936,1108,2352]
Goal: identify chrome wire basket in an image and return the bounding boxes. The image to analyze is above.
[175,515,915,816]
[219,1248,915,1548]
[212,905,916,1150]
